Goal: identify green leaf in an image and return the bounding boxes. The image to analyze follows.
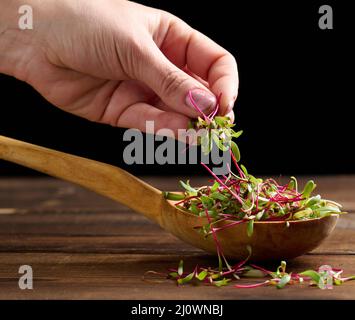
[214,116,227,127]
[211,181,220,192]
[243,199,252,211]
[255,210,265,221]
[178,260,184,276]
[293,208,313,220]
[305,195,321,207]
[211,273,221,280]
[247,220,254,237]
[190,203,200,215]
[177,272,195,285]
[169,272,179,278]
[288,176,298,191]
[231,141,241,162]
[299,270,321,283]
[212,132,221,147]
[325,199,343,208]
[242,268,266,278]
[315,211,331,218]
[179,180,198,194]
[196,270,208,281]
[200,133,213,155]
[313,206,341,218]
[317,206,341,213]
[279,261,287,274]
[277,274,291,289]
[241,164,249,176]
[275,261,287,277]
[201,195,214,208]
[211,192,228,201]
[217,139,229,152]
[164,192,185,201]
[302,180,316,199]
[196,116,205,125]
[213,278,231,287]
[231,130,243,139]
[207,209,218,218]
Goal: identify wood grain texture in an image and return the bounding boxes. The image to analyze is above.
[1,137,340,261]
[0,136,163,224]
[0,176,355,299]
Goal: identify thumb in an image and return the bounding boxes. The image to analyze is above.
[135,43,217,118]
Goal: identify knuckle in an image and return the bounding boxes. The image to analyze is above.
[114,28,149,79]
[160,69,188,97]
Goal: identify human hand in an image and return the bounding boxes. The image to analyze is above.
[0,0,238,135]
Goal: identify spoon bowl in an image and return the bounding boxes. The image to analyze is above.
[161,200,338,261]
[0,135,338,261]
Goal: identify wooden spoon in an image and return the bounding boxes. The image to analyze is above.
[0,135,338,261]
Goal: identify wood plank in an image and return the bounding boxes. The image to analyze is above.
[0,178,122,209]
[0,234,201,254]
[0,202,354,256]
[0,176,355,299]
[0,253,354,300]
[0,229,353,255]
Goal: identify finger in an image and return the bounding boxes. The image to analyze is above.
[94,80,190,136]
[117,102,190,138]
[186,31,238,115]
[182,66,210,88]
[158,15,239,115]
[133,41,217,119]
[226,110,235,123]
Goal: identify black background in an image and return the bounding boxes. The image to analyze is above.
[0,0,353,177]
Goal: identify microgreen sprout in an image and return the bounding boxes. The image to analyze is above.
[167,157,345,239]
[160,91,351,290]
[168,92,344,230]
[160,258,355,290]
[187,91,242,158]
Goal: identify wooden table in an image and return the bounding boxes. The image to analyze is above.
[0,175,354,299]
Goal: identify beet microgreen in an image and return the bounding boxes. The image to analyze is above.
[171,90,345,228]
[163,257,355,290]
[187,91,242,159]
[159,91,351,290]
[171,159,345,239]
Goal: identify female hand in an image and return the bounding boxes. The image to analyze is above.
[0,0,238,135]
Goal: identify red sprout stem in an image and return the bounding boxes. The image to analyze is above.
[250,264,273,275]
[201,162,244,205]
[254,184,260,213]
[204,208,224,257]
[175,195,199,206]
[188,90,209,122]
[234,280,269,288]
[210,219,247,234]
[207,93,222,119]
[230,150,245,178]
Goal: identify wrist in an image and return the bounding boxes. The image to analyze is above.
[0,0,34,78]
[0,0,62,79]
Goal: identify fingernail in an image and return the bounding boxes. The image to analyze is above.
[185,89,216,113]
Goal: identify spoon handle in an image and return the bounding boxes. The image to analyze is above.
[0,135,163,224]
